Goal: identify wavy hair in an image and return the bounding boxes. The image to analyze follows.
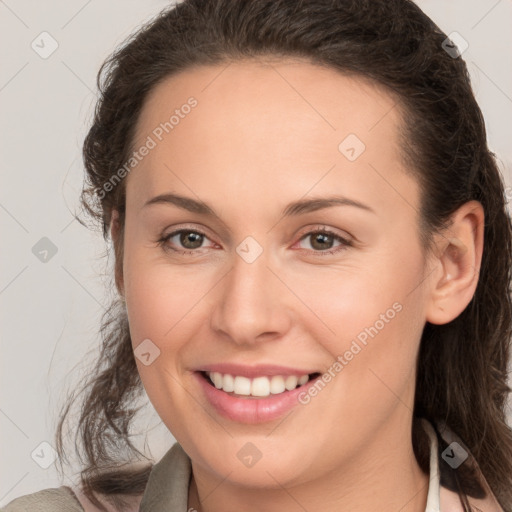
[55,1,512,510]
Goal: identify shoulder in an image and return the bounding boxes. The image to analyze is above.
[1,486,143,512]
[1,486,84,512]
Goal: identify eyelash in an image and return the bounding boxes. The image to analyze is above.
[157,226,353,257]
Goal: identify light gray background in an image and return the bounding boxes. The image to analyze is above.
[1,0,511,505]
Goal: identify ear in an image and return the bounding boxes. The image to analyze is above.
[425,200,484,325]
[110,209,125,297]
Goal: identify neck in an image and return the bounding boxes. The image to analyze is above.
[187,417,430,512]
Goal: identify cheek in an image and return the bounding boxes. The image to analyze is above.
[307,247,426,407]
[304,265,419,350]
[123,223,426,398]
[122,247,216,410]
[123,240,205,342]
[122,256,197,431]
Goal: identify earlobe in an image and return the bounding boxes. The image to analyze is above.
[425,200,484,325]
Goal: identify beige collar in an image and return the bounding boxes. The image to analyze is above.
[139,419,503,511]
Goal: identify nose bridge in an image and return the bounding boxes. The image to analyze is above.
[210,237,290,344]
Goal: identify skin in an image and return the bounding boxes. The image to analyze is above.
[109,58,484,512]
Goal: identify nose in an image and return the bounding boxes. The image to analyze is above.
[209,247,293,347]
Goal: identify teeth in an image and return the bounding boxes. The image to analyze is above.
[222,373,234,392]
[213,372,223,389]
[298,375,309,386]
[284,375,298,390]
[234,376,251,395]
[207,372,310,397]
[251,376,270,397]
[269,375,285,394]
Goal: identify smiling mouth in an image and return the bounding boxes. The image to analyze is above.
[199,370,322,399]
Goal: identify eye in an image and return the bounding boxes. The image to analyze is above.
[157,228,216,255]
[157,225,352,257]
[294,227,353,256]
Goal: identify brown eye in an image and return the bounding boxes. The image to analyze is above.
[178,231,204,249]
[309,232,336,250]
[296,228,352,256]
[158,229,214,254]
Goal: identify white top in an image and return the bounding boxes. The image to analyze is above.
[421,419,503,512]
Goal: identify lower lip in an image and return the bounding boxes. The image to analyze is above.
[194,371,321,424]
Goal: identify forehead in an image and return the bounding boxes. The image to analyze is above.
[134,58,401,146]
[127,58,414,217]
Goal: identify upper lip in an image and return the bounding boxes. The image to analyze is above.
[196,363,320,378]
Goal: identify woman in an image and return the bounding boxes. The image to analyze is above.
[3,0,511,511]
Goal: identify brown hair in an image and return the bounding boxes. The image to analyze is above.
[55,1,512,510]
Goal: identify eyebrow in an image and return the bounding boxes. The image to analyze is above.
[143,192,375,219]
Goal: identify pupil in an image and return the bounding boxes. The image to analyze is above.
[312,233,332,250]
[181,232,202,249]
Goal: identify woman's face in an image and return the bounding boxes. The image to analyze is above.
[121,59,433,488]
